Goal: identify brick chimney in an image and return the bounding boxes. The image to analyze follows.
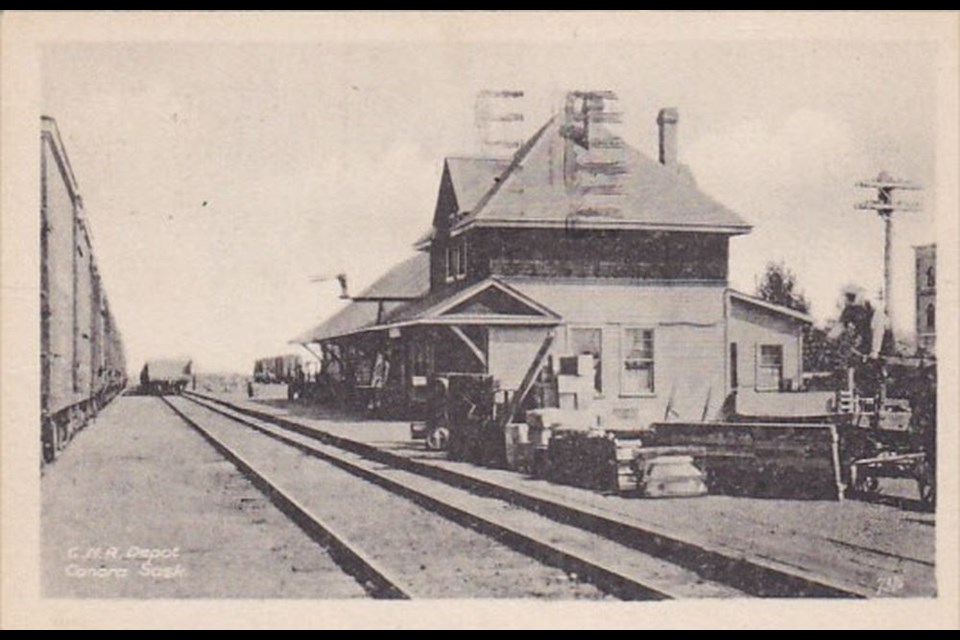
[657,108,679,166]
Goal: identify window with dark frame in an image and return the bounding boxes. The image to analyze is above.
[445,240,467,282]
[926,303,935,331]
[757,344,783,391]
[621,328,654,395]
[457,240,468,279]
[445,245,456,283]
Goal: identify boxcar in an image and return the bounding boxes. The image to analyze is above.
[41,116,127,464]
[140,359,193,395]
[253,354,302,384]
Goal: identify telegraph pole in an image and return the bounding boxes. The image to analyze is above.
[855,171,921,355]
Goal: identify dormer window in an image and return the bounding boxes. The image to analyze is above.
[445,245,456,282]
[457,240,468,278]
[445,239,468,283]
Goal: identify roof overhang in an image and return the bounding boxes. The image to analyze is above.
[293,278,562,345]
[413,228,435,250]
[449,217,753,238]
[385,314,559,329]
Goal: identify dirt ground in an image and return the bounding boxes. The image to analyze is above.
[41,395,366,598]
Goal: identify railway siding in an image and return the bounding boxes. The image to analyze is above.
[165,396,613,600]
[180,394,745,599]
[192,391,936,598]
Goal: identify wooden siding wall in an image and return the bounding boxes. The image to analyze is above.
[43,137,80,413]
[75,224,93,398]
[468,228,729,282]
[500,281,728,428]
[488,326,552,392]
[91,272,104,391]
[727,300,803,395]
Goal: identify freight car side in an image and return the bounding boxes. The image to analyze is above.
[253,357,272,383]
[101,299,127,402]
[281,354,303,382]
[141,359,192,396]
[41,116,127,464]
[253,354,303,384]
[41,117,83,461]
[90,264,105,410]
[75,218,95,411]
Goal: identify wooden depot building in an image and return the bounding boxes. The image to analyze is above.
[293,94,823,426]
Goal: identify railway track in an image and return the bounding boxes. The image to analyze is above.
[162,394,748,600]
[187,391,900,598]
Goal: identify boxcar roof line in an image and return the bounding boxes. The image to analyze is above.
[143,359,193,380]
[41,116,82,205]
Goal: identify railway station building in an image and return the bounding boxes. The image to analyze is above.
[294,97,824,426]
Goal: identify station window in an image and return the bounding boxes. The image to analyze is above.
[445,240,468,283]
[457,241,468,279]
[445,246,456,283]
[757,344,783,391]
[621,328,655,396]
[570,327,603,395]
[926,303,935,331]
[926,266,935,288]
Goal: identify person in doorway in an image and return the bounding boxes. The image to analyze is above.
[368,352,390,414]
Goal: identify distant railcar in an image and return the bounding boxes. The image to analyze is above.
[41,116,127,464]
[140,359,193,395]
[253,354,302,384]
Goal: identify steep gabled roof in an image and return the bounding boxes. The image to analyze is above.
[446,157,507,215]
[415,156,508,249]
[379,277,561,328]
[293,277,561,344]
[446,116,751,237]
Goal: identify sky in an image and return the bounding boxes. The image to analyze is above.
[40,33,939,374]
